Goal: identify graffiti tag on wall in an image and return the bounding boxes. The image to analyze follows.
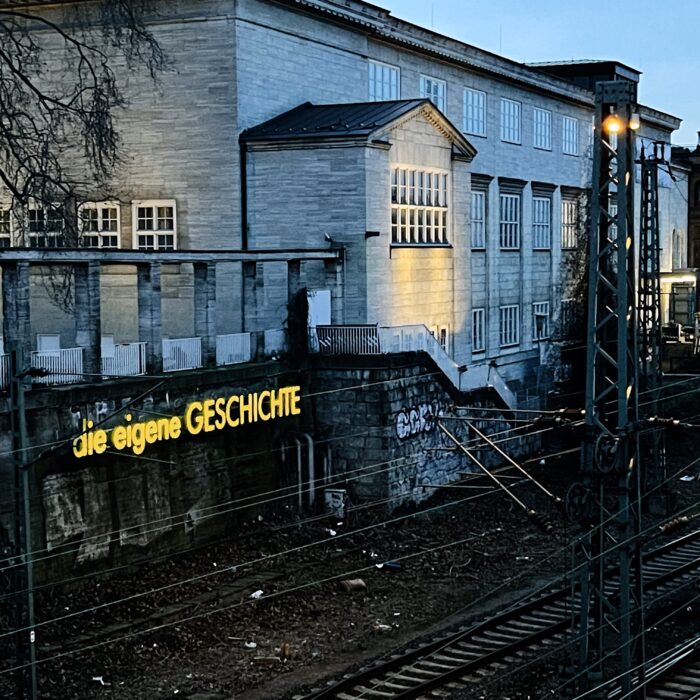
[395,401,445,439]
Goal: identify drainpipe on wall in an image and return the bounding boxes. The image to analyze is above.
[239,137,248,250]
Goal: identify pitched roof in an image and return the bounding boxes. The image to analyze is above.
[241,99,476,157]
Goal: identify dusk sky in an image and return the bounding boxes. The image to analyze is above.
[378,0,698,147]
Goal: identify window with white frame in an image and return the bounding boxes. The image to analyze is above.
[28,206,64,247]
[562,116,579,155]
[79,202,120,248]
[499,193,520,249]
[0,209,11,248]
[133,200,176,250]
[368,60,399,101]
[499,305,520,347]
[420,75,446,111]
[391,167,449,244]
[533,108,552,150]
[471,191,486,249]
[533,301,550,340]
[464,88,486,136]
[500,98,521,144]
[472,308,485,353]
[561,198,579,249]
[532,196,551,249]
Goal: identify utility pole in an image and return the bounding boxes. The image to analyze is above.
[9,348,37,700]
[638,142,667,509]
[565,81,646,698]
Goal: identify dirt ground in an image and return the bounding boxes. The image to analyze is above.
[2,417,699,700]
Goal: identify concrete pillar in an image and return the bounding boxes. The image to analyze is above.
[1,262,31,357]
[323,258,344,324]
[242,261,264,358]
[287,260,302,302]
[194,262,217,367]
[74,261,102,380]
[137,262,162,374]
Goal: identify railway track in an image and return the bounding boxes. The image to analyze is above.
[299,529,700,700]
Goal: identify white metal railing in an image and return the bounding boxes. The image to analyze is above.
[101,342,147,377]
[311,324,516,408]
[264,328,287,357]
[163,337,202,372]
[31,347,84,385]
[0,354,9,390]
[216,333,252,366]
[315,325,381,355]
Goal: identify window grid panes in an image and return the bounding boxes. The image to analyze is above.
[472,308,485,353]
[0,210,11,248]
[79,203,119,248]
[500,98,521,144]
[369,60,399,101]
[500,305,520,347]
[28,207,64,247]
[499,193,520,249]
[563,116,579,155]
[391,168,449,245]
[533,108,552,150]
[420,75,446,111]
[533,301,550,340]
[471,191,486,249]
[464,88,486,136]
[561,199,579,249]
[532,197,551,250]
[135,203,176,250]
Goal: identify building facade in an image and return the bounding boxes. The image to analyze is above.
[0,0,686,404]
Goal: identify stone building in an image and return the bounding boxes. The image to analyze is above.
[0,0,686,404]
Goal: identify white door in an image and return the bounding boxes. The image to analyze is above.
[307,289,331,327]
[37,334,61,354]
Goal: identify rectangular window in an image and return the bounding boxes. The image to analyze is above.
[563,116,579,155]
[420,75,446,111]
[499,193,520,249]
[533,108,552,150]
[471,191,486,249]
[0,209,11,248]
[532,197,551,250]
[391,167,448,245]
[79,202,120,248]
[464,88,486,136]
[369,60,399,101]
[132,200,177,250]
[28,206,64,247]
[609,201,618,239]
[561,198,579,249]
[472,308,485,353]
[500,98,521,144]
[560,298,577,338]
[533,301,550,340]
[499,305,520,347]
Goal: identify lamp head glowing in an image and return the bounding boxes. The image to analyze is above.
[604,113,622,134]
[629,112,641,131]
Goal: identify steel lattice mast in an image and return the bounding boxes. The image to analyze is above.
[638,143,666,502]
[567,80,646,698]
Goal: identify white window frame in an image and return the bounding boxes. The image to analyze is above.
[78,201,121,248]
[27,204,64,248]
[464,88,486,136]
[533,301,550,340]
[368,60,399,102]
[420,75,446,112]
[499,305,520,348]
[500,98,521,144]
[562,116,579,156]
[0,207,12,248]
[132,199,177,251]
[532,196,551,250]
[472,308,485,353]
[499,193,520,249]
[561,198,579,249]
[471,191,486,249]
[533,108,552,150]
[391,166,449,245]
